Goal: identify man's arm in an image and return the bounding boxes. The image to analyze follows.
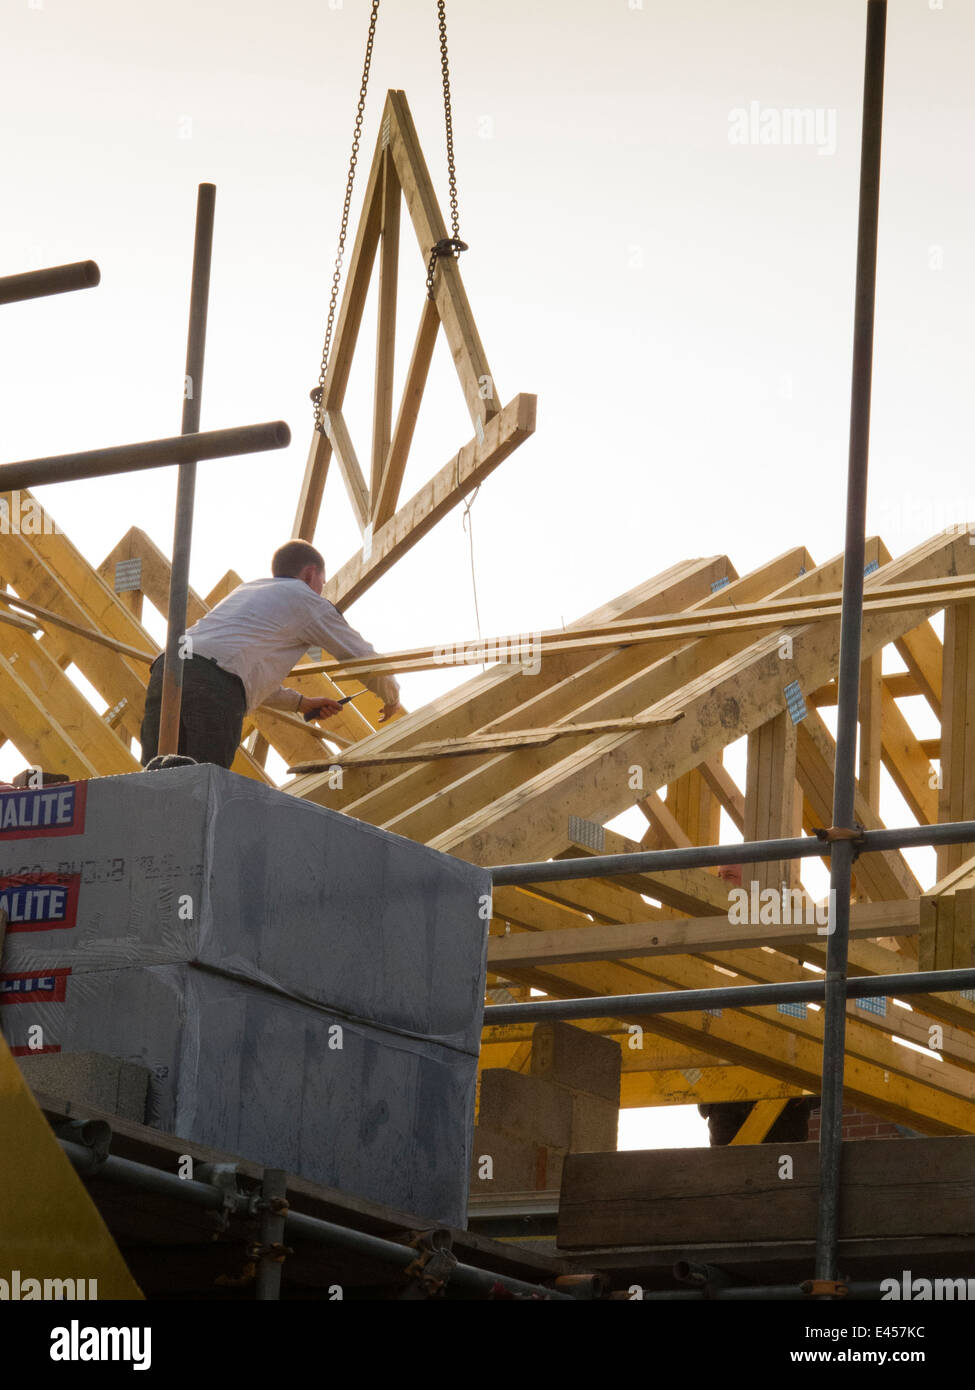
[260,686,303,713]
[305,600,401,714]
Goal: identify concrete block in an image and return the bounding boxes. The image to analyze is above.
[530,1021,621,1103]
[469,1125,539,1191]
[478,1069,573,1149]
[468,1126,564,1193]
[16,1050,148,1122]
[569,1092,619,1153]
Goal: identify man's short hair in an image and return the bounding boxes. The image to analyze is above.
[272,540,325,579]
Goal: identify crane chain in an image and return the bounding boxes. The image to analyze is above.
[311,0,381,433]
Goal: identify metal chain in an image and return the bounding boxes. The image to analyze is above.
[311,0,381,432]
[426,1,467,299]
[438,0,459,240]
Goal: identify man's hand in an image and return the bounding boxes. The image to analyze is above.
[379,700,402,723]
[300,695,344,720]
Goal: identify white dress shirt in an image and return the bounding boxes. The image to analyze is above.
[183,577,400,713]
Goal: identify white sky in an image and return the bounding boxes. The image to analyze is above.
[1,0,968,1149]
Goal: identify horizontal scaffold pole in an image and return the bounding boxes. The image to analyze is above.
[488,821,975,885]
[0,421,291,491]
[483,966,975,1026]
[0,260,101,305]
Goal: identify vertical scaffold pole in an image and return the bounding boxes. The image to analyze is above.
[815,0,887,1286]
[158,182,216,756]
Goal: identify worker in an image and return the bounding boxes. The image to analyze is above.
[139,540,401,769]
[697,1097,819,1146]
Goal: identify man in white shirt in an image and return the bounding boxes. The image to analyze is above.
[139,540,401,769]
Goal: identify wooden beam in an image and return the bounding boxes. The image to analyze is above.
[881,684,939,825]
[294,119,386,539]
[296,577,975,680]
[729,1097,790,1145]
[699,758,746,831]
[744,712,801,891]
[937,599,975,878]
[558,1136,975,1248]
[486,899,919,970]
[0,589,153,663]
[373,296,439,529]
[637,789,693,850]
[321,409,371,535]
[370,147,400,505]
[386,90,498,431]
[859,650,883,813]
[665,768,721,852]
[621,1067,803,1108]
[288,714,683,773]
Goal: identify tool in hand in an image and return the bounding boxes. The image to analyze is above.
[303,690,369,722]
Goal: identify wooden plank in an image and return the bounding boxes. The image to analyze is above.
[896,620,943,719]
[637,789,692,850]
[324,393,536,610]
[859,650,883,812]
[0,650,101,778]
[0,625,138,775]
[621,1067,803,1108]
[288,714,683,773]
[387,90,498,431]
[298,579,975,681]
[699,758,746,831]
[881,684,939,824]
[665,768,721,851]
[729,1098,790,1145]
[370,147,400,505]
[0,589,153,663]
[557,1137,975,1249]
[294,121,386,539]
[744,712,801,891]
[487,899,919,970]
[373,296,439,529]
[938,599,975,877]
[322,409,370,535]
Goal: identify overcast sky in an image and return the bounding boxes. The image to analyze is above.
[1,0,967,1148]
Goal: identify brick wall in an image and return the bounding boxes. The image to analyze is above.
[807,1104,906,1142]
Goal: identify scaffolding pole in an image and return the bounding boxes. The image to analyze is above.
[816,0,887,1289]
[158,182,216,757]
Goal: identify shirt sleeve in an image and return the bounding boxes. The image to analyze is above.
[305,598,400,708]
[260,686,303,713]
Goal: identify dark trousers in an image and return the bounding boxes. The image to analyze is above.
[140,655,247,770]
